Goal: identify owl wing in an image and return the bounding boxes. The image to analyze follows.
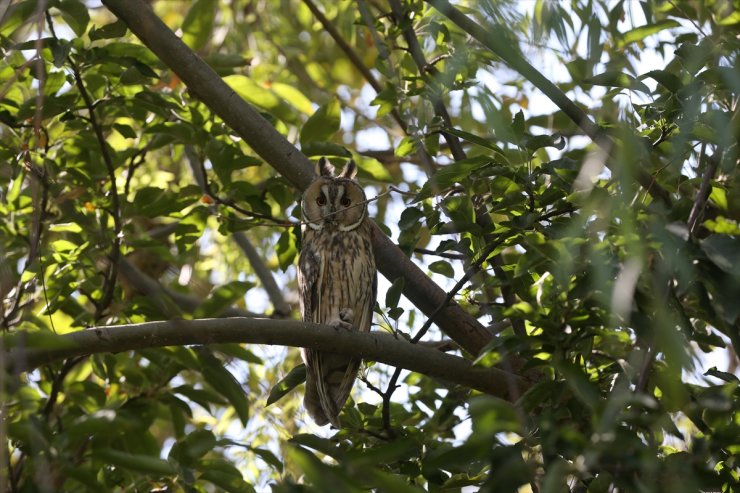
[297,243,321,324]
[297,243,335,426]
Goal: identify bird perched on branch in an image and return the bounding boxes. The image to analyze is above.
[297,157,377,427]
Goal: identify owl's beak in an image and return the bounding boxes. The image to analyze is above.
[324,206,337,224]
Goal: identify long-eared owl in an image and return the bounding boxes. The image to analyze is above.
[297,157,377,427]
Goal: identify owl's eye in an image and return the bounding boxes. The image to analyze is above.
[316,195,327,206]
[340,196,351,207]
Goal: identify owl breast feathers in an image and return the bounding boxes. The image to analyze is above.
[297,157,377,427]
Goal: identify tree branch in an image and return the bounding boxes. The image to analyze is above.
[60,19,123,320]
[232,233,292,317]
[388,0,466,161]
[100,0,494,356]
[182,146,292,316]
[4,319,526,400]
[387,1,522,340]
[302,0,409,135]
[687,151,720,235]
[118,257,261,318]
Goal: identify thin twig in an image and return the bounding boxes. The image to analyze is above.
[413,248,466,260]
[356,0,438,177]
[388,0,467,162]
[302,0,413,146]
[687,149,719,235]
[188,147,295,226]
[381,236,507,436]
[51,11,123,320]
[2,150,50,330]
[233,233,292,317]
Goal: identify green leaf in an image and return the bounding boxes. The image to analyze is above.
[181,0,217,51]
[369,85,398,117]
[224,75,296,122]
[584,71,650,93]
[385,277,405,309]
[701,235,740,279]
[1,1,38,37]
[285,446,357,491]
[17,93,78,121]
[276,228,298,272]
[266,364,306,407]
[213,344,263,365]
[364,469,426,493]
[96,448,176,476]
[196,348,250,426]
[146,122,194,142]
[555,360,600,409]
[704,367,739,383]
[300,99,341,145]
[524,134,565,151]
[512,110,525,139]
[416,156,491,200]
[196,281,253,318]
[708,186,728,211]
[395,136,417,157]
[89,19,127,40]
[345,438,419,465]
[200,470,255,493]
[196,458,255,492]
[619,20,680,47]
[703,216,740,235]
[206,138,262,183]
[133,186,196,217]
[640,69,683,92]
[249,447,284,473]
[57,0,90,37]
[398,207,424,230]
[113,123,136,139]
[356,157,393,182]
[169,429,217,465]
[429,260,455,278]
[271,82,313,115]
[289,435,343,459]
[442,127,506,157]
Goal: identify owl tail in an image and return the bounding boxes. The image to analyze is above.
[304,373,336,427]
[304,352,360,428]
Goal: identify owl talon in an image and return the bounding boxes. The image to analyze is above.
[329,309,354,331]
[330,319,354,331]
[339,308,354,324]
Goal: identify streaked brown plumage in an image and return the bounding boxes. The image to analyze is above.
[297,157,377,427]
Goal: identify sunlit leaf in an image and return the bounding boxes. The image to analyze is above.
[266,364,306,407]
[300,99,341,145]
[182,0,217,51]
[619,20,680,47]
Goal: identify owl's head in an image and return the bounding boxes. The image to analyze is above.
[301,157,368,232]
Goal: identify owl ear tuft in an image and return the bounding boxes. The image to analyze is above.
[339,160,358,179]
[317,157,335,177]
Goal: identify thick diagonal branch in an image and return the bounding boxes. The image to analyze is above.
[100,0,493,355]
[5,318,526,400]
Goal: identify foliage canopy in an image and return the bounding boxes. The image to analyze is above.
[0,0,738,491]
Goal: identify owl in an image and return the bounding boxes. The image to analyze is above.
[297,157,377,427]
